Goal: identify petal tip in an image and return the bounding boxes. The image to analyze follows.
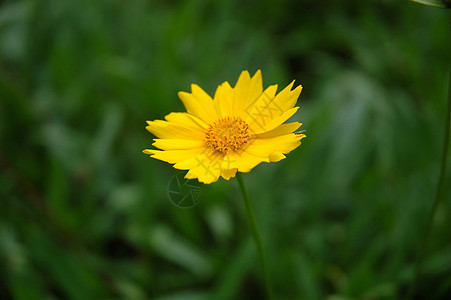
[143,149,153,155]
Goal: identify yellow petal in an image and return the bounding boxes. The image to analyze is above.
[233,70,263,113]
[213,81,235,117]
[145,120,204,140]
[244,132,305,160]
[178,84,218,124]
[221,168,237,180]
[152,139,205,150]
[224,150,270,173]
[143,148,204,164]
[268,152,286,162]
[241,79,302,134]
[164,112,208,130]
[256,122,302,139]
[180,150,223,184]
[240,84,278,126]
[271,81,303,112]
[248,107,299,134]
[174,149,222,169]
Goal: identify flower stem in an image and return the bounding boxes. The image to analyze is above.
[408,39,451,298]
[236,172,274,299]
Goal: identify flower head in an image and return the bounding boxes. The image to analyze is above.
[143,70,306,184]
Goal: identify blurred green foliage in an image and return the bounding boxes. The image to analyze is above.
[1,0,450,299]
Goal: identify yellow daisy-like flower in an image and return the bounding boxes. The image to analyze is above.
[143,70,306,184]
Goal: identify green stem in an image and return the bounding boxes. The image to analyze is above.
[236,172,273,299]
[408,43,451,298]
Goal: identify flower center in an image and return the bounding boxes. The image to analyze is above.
[205,117,251,153]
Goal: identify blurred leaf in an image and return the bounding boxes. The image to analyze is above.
[205,205,233,245]
[28,229,106,299]
[154,290,210,300]
[213,238,253,299]
[0,1,29,61]
[115,279,147,300]
[294,251,323,300]
[411,0,451,8]
[148,225,212,277]
[362,283,396,299]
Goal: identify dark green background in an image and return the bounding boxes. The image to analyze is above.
[1,0,450,299]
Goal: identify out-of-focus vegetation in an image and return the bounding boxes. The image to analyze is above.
[1,0,450,299]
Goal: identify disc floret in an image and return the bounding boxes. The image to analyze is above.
[205,117,251,153]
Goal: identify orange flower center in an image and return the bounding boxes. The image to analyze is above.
[205,117,251,153]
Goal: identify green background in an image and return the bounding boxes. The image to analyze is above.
[1,0,450,299]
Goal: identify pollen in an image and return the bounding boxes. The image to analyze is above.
[205,117,251,153]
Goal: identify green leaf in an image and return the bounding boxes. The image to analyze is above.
[411,0,451,8]
[148,226,212,277]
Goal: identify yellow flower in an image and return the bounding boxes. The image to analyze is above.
[143,70,306,184]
